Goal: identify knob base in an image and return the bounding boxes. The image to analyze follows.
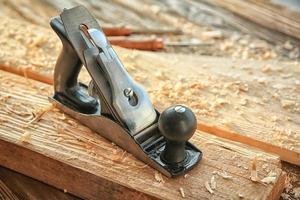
[150,141,202,177]
[161,141,187,164]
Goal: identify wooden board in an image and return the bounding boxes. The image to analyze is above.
[0,17,299,166]
[0,167,79,200]
[0,70,286,199]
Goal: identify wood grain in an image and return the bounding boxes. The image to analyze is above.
[0,70,285,199]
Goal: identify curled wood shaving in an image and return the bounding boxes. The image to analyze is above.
[154,171,165,183]
[26,104,54,125]
[205,181,214,194]
[179,187,185,198]
[5,104,33,117]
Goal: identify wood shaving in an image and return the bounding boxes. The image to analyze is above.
[0,94,11,103]
[58,113,66,120]
[250,157,259,182]
[238,193,244,199]
[261,171,277,184]
[261,64,272,73]
[19,131,31,143]
[214,98,228,108]
[281,99,295,109]
[155,70,168,80]
[240,98,248,106]
[179,187,185,198]
[67,119,78,127]
[26,104,54,125]
[66,157,77,160]
[257,77,267,84]
[217,171,232,180]
[154,171,165,183]
[261,176,276,184]
[55,137,63,142]
[205,181,214,194]
[5,104,33,117]
[210,175,216,190]
[201,30,223,40]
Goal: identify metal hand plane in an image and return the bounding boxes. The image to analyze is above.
[49,5,202,177]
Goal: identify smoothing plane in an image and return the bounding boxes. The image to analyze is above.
[49,5,202,177]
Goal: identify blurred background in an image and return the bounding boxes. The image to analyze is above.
[0,0,300,60]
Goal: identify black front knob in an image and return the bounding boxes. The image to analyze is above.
[158,105,197,164]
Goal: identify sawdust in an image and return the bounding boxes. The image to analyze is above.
[154,171,164,184]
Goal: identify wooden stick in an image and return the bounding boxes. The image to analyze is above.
[103,27,182,36]
[108,37,164,51]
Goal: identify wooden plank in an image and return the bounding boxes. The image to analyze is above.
[0,167,79,200]
[203,0,300,40]
[0,16,299,165]
[0,70,285,199]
